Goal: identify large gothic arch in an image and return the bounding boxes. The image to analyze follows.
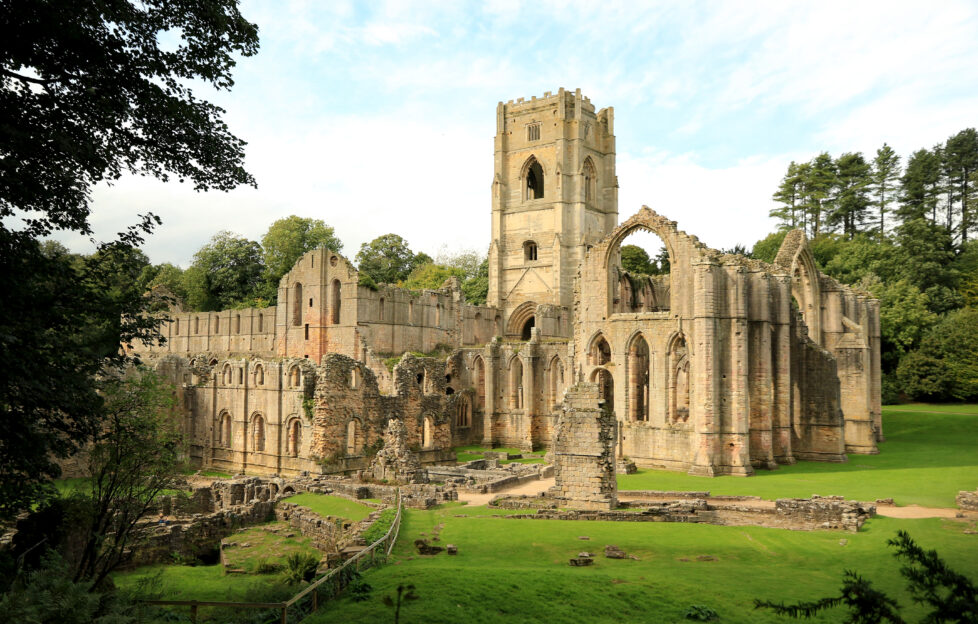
[775,230,823,344]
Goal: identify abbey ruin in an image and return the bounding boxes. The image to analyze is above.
[138,88,882,478]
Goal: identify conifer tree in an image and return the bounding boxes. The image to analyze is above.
[870,144,901,238]
[771,161,804,230]
[944,128,978,244]
[899,148,942,224]
[802,153,836,238]
[831,152,872,239]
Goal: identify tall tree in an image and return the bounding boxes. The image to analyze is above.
[870,144,901,238]
[771,161,805,230]
[944,128,978,244]
[184,231,264,311]
[830,152,872,239]
[899,148,942,223]
[802,153,836,239]
[0,0,258,518]
[261,215,343,299]
[355,234,430,285]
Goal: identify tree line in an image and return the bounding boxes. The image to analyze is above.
[122,217,489,312]
[757,128,978,403]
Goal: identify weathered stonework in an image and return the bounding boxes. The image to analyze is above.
[550,383,618,510]
[132,89,880,479]
[367,418,426,484]
[957,489,978,511]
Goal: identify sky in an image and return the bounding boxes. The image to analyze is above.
[54,0,978,266]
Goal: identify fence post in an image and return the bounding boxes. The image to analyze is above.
[190,603,198,623]
[281,605,288,624]
[312,589,318,611]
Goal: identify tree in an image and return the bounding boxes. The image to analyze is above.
[801,153,836,239]
[0,220,164,519]
[899,149,942,223]
[870,144,902,238]
[461,258,490,305]
[435,248,485,281]
[908,307,978,401]
[752,231,789,263]
[0,0,258,518]
[1,1,258,238]
[402,263,464,291]
[944,128,978,244]
[756,531,977,623]
[74,368,184,588]
[620,244,655,275]
[184,231,264,311]
[355,234,430,285]
[771,161,805,230]
[138,262,188,306]
[830,152,872,239]
[261,216,343,298]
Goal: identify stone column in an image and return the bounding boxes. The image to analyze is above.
[688,260,720,477]
[522,332,539,451]
[724,265,753,476]
[771,275,795,464]
[748,272,777,470]
[483,339,500,446]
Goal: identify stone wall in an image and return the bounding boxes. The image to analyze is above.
[550,383,617,510]
[957,489,978,511]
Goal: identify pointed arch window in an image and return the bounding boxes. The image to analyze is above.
[583,157,597,203]
[292,283,303,326]
[524,158,544,200]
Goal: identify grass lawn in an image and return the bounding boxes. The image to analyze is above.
[113,562,295,609]
[221,521,320,573]
[283,492,374,521]
[617,406,978,508]
[454,445,547,463]
[306,504,978,624]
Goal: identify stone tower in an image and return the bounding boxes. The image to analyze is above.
[487,89,618,338]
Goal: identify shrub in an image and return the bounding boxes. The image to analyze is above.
[282,552,320,585]
[684,605,719,621]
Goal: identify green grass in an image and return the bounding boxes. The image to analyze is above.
[454,445,547,463]
[188,469,233,479]
[306,505,978,624]
[283,492,374,521]
[221,521,320,573]
[617,406,978,508]
[113,562,295,609]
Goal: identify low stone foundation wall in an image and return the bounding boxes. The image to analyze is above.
[131,500,276,567]
[957,489,978,511]
[490,495,875,532]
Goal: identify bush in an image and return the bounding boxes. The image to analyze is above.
[282,552,319,584]
[684,605,719,621]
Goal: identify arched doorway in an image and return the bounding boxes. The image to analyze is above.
[628,335,650,421]
[590,368,614,413]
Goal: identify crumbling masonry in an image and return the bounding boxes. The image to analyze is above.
[138,88,881,478]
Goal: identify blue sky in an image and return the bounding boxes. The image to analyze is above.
[60,0,978,265]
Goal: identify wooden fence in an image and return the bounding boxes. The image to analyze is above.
[142,489,403,623]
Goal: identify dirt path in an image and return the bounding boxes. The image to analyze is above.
[875,504,971,519]
[457,477,555,507]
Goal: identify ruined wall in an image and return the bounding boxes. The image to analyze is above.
[550,383,617,510]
